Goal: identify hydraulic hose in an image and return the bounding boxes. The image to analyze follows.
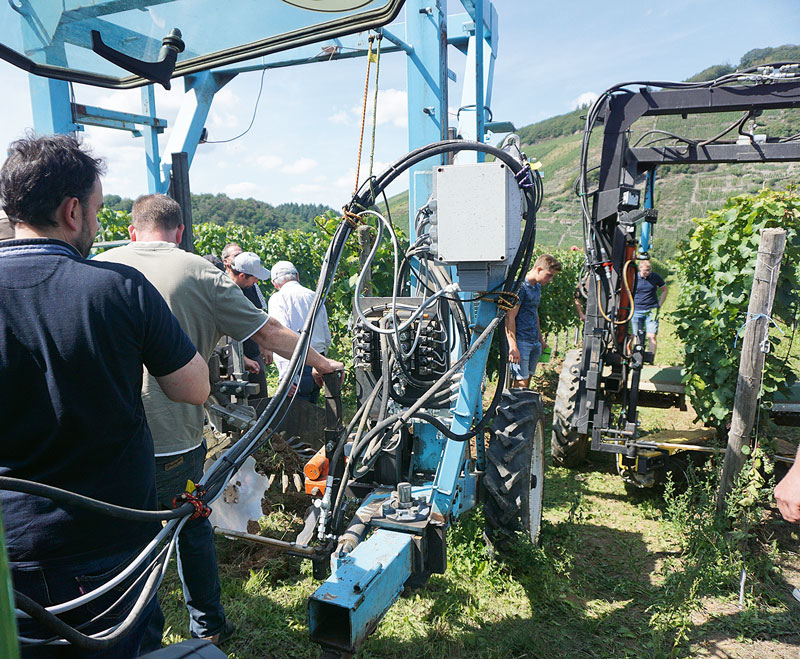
[15,556,162,651]
[0,477,194,522]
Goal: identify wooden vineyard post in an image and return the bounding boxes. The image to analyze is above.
[717,228,787,515]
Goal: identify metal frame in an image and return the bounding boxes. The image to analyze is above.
[577,80,800,458]
[4,0,406,89]
[22,1,505,654]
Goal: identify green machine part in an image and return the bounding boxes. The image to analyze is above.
[0,506,20,659]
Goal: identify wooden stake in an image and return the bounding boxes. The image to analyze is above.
[717,228,787,514]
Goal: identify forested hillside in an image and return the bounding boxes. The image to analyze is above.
[104,193,333,233]
[383,46,800,258]
[520,45,800,258]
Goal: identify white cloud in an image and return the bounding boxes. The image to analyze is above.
[350,89,408,128]
[224,182,261,198]
[282,157,318,175]
[329,110,349,125]
[571,91,599,110]
[290,183,324,195]
[255,154,282,170]
[374,89,408,128]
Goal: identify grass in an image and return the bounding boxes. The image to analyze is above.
[157,272,800,658]
[159,398,800,658]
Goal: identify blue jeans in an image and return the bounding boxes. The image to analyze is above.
[12,546,161,658]
[510,340,543,380]
[631,307,659,337]
[146,444,225,645]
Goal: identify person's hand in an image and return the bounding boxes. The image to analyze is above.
[541,340,549,352]
[312,361,344,387]
[579,311,586,322]
[509,346,520,364]
[317,357,345,376]
[243,356,260,374]
[775,465,800,523]
[261,349,274,366]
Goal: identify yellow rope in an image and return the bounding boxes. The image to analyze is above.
[368,35,382,181]
[353,36,374,197]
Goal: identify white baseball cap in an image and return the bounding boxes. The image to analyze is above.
[233,252,271,280]
[270,260,298,282]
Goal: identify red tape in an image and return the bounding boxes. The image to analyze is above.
[172,489,211,520]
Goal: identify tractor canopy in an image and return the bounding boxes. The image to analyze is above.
[0,0,405,89]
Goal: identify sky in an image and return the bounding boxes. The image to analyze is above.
[0,0,798,208]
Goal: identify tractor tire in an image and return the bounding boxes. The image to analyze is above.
[484,389,545,547]
[551,349,590,468]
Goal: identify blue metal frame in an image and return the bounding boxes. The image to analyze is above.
[640,168,656,254]
[28,3,502,653]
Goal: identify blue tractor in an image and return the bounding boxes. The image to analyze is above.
[0,1,547,656]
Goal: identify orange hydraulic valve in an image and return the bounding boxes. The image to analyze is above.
[304,446,329,496]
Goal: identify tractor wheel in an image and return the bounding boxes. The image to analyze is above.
[484,389,545,546]
[551,349,590,468]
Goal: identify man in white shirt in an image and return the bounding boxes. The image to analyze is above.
[268,260,332,403]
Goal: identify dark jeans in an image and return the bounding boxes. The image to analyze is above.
[147,444,225,644]
[12,546,161,658]
[296,364,320,405]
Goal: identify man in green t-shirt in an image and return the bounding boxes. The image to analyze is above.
[96,194,342,648]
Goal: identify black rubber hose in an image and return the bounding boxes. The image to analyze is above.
[0,477,193,521]
[15,556,162,650]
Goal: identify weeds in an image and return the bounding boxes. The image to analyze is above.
[648,452,786,656]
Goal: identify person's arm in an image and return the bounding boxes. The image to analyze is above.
[775,445,800,522]
[659,283,669,308]
[252,316,343,374]
[154,352,210,405]
[506,305,521,364]
[574,297,586,322]
[538,312,547,351]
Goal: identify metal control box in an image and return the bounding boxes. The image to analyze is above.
[433,162,523,264]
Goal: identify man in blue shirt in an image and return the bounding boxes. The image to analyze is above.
[630,259,668,356]
[0,134,209,656]
[506,254,562,388]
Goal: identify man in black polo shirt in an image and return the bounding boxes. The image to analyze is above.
[631,259,669,355]
[0,134,210,656]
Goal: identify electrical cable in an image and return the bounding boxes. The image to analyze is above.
[203,65,266,144]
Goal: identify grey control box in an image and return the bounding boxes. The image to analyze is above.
[433,161,523,265]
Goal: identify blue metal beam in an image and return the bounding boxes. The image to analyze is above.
[431,279,502,519]
[141,85,162,193]
[158,70,236,193]
[212,17,473,77]
[71,103,167,131]
[453,2,496,164]
[309,530,414,653]
[405,0,449,233]
[29,75,80,135]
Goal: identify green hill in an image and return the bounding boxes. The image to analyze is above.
[522,45,800,258]
[104,193,333,233]
[382,45,800,258]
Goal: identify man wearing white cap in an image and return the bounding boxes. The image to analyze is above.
[269,260,332,403]
[227,250,272,401]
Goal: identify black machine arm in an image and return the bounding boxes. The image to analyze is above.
[573,65,800,453]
